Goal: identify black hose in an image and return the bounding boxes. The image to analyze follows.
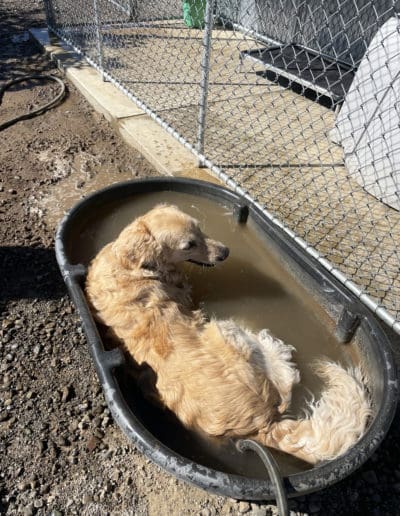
[0,74,66,131]
[237,439,289,516]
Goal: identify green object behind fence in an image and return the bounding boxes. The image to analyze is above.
[183,0,206,29]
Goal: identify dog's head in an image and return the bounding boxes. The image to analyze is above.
[112,204,229,271]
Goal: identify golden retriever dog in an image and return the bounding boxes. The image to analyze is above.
[86,204,371,464]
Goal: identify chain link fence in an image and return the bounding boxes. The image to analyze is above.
[43,0,400,333]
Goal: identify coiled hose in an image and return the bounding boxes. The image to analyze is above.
[0,74,66,131]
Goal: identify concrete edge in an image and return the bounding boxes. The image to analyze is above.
[29,27,221,184]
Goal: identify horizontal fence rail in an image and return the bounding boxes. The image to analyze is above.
[44,0,400,334]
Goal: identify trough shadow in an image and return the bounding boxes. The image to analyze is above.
[0,246,66,305]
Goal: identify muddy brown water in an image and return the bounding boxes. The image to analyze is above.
[71,191,354,478]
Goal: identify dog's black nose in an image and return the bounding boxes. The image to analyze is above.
[216,246,230,261]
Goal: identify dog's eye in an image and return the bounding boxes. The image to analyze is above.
[183,240,197,250]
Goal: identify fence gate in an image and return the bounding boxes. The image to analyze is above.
[43,0,400,334]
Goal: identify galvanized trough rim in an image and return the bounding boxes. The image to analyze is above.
[55,177,398,500]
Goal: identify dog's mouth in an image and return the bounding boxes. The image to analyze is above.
[187,259,215,267]
[187,247,229,267]
[186,246,229,267]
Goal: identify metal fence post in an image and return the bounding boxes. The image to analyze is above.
[43,0,54,29]
[93,0,105,80]
[197,0,215,167]
[42,0,58,44]
[127,0,138,21]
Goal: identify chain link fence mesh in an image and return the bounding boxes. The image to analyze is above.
[44,0,400,332]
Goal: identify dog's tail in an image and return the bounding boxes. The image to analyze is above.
[258,361,371,464]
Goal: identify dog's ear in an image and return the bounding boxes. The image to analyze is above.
[112,219,161,271]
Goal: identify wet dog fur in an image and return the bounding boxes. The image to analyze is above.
[85,204,371,464]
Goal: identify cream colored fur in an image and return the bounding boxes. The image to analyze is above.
[85,204,371,464]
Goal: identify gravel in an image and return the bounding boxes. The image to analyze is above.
[1,1,400,515]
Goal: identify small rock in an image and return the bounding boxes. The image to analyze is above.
[110,470,120,483]
[93,428,104,439]
[82,493,93,504]
[87,435,100,452]
[2,374,10,386]
[101,416,111,428]
[249,504,267,516]
[68,420,78,433]
[15,466,24,477]
[1,319,12,328]
[40,483,50,495]
[77,401,89,412]
[199,509,211,516]
[93,416,102,428]
[29,477,38,489]
[238,501,251,514]
[78,419,89,431]
[60,385,73,403]
[23,503,34,516]
[102,449,113,460]
[33,498,44,508]
[1,416,15,428]
[8,189,17,195]
[17,481,30,492]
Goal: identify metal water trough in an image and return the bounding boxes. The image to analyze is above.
[55,177,398,502]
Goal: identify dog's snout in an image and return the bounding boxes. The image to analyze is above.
[216,246,230,262]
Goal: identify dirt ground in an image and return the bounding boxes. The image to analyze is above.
[1,2,400,516]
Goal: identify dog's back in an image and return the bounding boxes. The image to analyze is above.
[87,245,282,437]
[86,205,371,465]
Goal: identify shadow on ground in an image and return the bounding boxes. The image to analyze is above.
[0,246,66,304]
[0,1,51,80]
